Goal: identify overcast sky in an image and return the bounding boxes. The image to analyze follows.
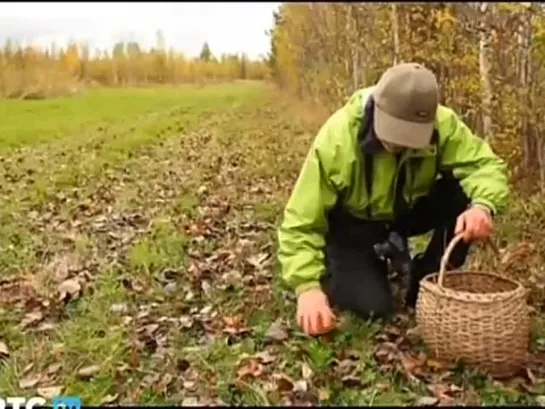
[0,2,281,59]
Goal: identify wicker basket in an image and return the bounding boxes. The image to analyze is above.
[415,233,531,378]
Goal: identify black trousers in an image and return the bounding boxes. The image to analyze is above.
[321,176,471,319]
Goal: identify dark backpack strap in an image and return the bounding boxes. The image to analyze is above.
[357,96,376,219]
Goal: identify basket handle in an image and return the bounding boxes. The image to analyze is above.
[438,233,500,287]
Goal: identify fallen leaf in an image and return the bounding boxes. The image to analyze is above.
[426,358,446,371]
[36,322,55,332]
[341,375,361,387]
[164,282,177,294]
[318,389,330,401]
[142,323,159,336]
[19,375,40,389]
[376,382,391,391]
[179,315,194,329]
[427,383,451,399]
[110,303,127,313]
[400,352,422,380]
[406,326,421,341]
[449,384,462,393]
[100,394,119,405]
[437,396,456,407]
[293,380,308,392]
[37,386,62,399]
[197,185,208,196]
[182,397,200,407]
[200,305,213,316]
[45,363,62,376]
[21,310,43,328]
[384,325,401,337]
[58,278,81,301]
[527,368,538,384]
[77,365,100,379]
[201,280,212,295]
[246,252,270,269]
[273,373,294,392]
[301,361,313,380]
[0,341,9,356]
[236,359,263,380]
[416,396,439,406]
[461,385,481,406]
[253,350,276,364]
[265,319,288,341]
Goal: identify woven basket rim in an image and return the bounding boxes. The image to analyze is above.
[419,270,527,304]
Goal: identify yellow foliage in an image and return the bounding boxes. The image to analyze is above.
[0,41,269,98]
[269,2,545,185]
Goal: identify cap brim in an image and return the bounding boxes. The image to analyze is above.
[374,105,434,149]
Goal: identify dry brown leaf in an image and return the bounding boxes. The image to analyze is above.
[406,325,420,338]
[37,386,63,399]
[527,368,538,384]
[100,394,119,405]
[77,364,100,379]
[301,361,313,380]
[416,396,439,406]
[36,322,56,332]
[461,385,481,406]
[253,350,276,364]
[273,373,294,393]
[265,319,288,341]
[182,397,200,407]
[427,383,451,399]
[384,325,401,337]
[236,359,263,380]
[247,252,270,269]
[449,384,463,393]
[426,358,446,371]
[376,382,391,391]
[318,389,330,401]
[45,363,62,376]
[437,396,456,407]
[400,352,422,380]
[110,303,127,313]
[58,278,81,301]
[19,375,40,389]
[21,310,43,328]
[0,341,9,356]
[341,375,361,387]
[293,380,308,392]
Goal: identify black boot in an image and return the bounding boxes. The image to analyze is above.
[405,252,440,308]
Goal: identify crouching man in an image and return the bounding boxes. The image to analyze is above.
[277,63,509,336]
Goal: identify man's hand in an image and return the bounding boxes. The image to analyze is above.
[297,288,336,336]
[455,205,493,242]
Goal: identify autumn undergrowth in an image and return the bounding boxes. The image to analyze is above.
[0,82,544,406]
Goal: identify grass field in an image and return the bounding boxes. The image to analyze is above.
[1,82,545,406]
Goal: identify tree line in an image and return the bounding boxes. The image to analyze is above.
[267,3,545,190]
[0,31,269,100]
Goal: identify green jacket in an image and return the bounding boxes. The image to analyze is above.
[277,86,510,295]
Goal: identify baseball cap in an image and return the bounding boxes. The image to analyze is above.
[372,63,438,149]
